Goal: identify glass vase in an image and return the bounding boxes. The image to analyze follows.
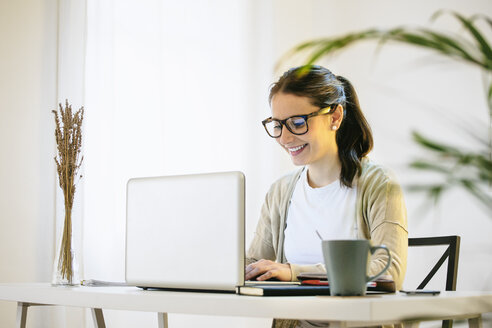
[52,206,80,286]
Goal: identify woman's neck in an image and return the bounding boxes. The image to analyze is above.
[306,156,342,188]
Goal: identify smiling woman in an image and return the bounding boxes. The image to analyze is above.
[247,65,408,328]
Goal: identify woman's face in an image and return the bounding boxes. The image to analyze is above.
[270,93,339,167]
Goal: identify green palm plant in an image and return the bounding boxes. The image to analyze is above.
[281,11,492,214]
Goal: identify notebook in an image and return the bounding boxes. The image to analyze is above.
[125,171,245,292]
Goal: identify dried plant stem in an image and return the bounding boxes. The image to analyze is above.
[59,206,73,281]
[53,100,84,283]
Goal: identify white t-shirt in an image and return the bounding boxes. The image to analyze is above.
[284,168,358,265]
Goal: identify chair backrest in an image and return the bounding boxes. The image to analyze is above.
[408,235,460,291]
[408,235,460,328]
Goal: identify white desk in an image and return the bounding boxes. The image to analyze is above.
[1,283,491,328]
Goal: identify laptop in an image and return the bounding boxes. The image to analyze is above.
[125,171,245,292]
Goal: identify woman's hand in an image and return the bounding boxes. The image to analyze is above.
[245,259,292,281]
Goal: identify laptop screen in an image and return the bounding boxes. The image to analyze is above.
[125,171,245,291]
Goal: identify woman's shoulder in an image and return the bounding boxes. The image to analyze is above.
[358,158,400,187]
[267,168,304,196]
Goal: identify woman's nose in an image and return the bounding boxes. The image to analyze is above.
[278,125,295,145]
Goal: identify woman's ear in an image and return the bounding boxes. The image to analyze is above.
[330,104,344,130]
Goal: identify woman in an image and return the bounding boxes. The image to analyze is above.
[246,66,408,328]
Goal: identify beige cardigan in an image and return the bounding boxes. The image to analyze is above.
[247,159,408,289]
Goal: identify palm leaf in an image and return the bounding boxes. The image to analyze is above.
[488,83,492,115]
[305,30,383,66]
[286,27,490,73]
[419,30,482,65]
[407,183,448,206]
[411,131,461,155]
[444,12,492,64]
[281,17,491,71]
[460,179,492,211]
[409,160,451,174]
[474,154,492,182]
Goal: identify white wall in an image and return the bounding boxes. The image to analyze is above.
[0,0,58,326]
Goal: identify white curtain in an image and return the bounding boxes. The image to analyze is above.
[83,0,278,282]
[80,0,282,326]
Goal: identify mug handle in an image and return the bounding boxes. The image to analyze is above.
[366,245,392,282]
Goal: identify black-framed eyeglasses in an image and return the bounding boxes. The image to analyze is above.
[261,105,337,138]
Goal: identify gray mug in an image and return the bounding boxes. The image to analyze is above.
[321,239,391,296]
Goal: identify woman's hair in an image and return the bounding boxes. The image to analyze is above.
[269,65,373,187]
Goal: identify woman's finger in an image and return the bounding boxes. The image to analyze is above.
[245,260,272,280]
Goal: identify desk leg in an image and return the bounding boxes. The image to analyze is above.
[16,302,29,328]
[468,315,482,328]
[157,312,168,328]
[91,308,106,328]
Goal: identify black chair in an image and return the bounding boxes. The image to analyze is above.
[408,235,461,328]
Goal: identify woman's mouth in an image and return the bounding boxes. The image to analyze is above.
[287,144,307,156]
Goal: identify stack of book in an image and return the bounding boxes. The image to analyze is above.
[237,273,395,296]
